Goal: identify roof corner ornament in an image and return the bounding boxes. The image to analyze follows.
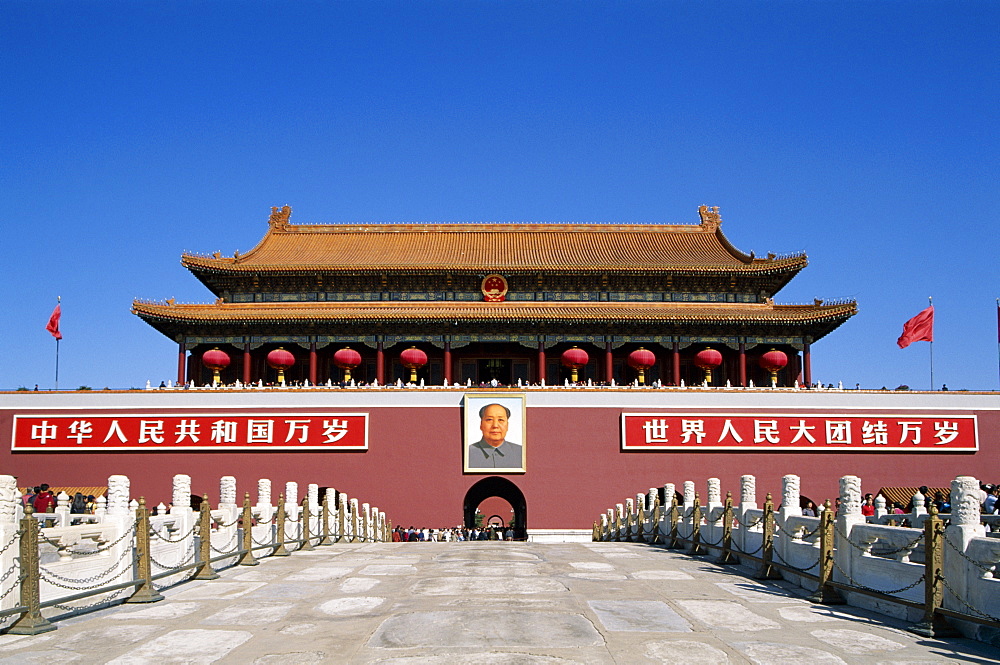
[814,298,824,306]
[698,205,722,229]
[166,298,176,306]
[764,297,775,305]
[269,205,292,229]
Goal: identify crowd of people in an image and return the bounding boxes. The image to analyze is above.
[20,484,98,514]
[391,525,519,541]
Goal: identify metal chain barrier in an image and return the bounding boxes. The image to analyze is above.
[941,533,998,573]
[38,550,133,591]
[148,542,196,571]
[774,519,820,541]
[0,529,19,555]
[771,543,820,573]
[209,531,239,555]
[153,568,198,591]
[733,513,764,529]
[0,561,20,600]
[38,519,139,557]
[214,515,241,529]
[938,574,1000,622]
[52,587,131,612]
[834,522,923,557]
[149,523,197,544]
[252,529,275,547]
[831,557,927,596]
[730,539,765,557]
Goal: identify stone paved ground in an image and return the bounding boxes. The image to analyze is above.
[1,541,997,664]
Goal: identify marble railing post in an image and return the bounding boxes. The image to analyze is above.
[0,475,21,616]
[943,476,987,613]
[682,481,695,541]
[216,476,239,550]
[338,494,348,542]
[660,483,675,542]
[320,488,336,545]
[874,494,888,520]
[776,474,801,564]
[833,475,866,586]
[738,474,758,555]
[308,484,320,539]
[285,482,299,520]
[256,478,273,524]
[350,498,360,543]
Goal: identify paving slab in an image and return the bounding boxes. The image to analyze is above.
[0,541,996,664]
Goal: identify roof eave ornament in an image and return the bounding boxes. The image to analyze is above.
[269,205,292,230]
[698,205,722,230]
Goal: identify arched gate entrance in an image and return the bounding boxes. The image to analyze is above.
[463,476,527,539]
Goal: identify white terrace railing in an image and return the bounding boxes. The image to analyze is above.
[0,474,390,635]
[595,474,1000,644]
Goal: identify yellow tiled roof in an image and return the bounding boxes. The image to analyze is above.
[181,209,806,275]
[133,299,856,325]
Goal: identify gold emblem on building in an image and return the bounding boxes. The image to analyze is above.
[481,274,508,302]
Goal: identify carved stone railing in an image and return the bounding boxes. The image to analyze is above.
[596,473,1000,644]
[0,473,392,635]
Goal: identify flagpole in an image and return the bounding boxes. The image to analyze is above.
[996,298,999,391]
[928,296,934,391]
[54,296,61,391]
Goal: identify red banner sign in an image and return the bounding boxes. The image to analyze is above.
[621,413,977,451]
[12,412,369,451]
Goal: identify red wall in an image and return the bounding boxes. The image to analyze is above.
[3,396,997,531]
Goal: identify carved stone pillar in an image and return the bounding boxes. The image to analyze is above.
[683,481,695,508]
[172,474,191,511]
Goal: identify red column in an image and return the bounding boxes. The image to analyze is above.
[177,342,186,385]
[605,341,613,383]
[243,342,252,384]
[537,342,546,384]
[309,341,318,385]
[803,342,812,387]
[444,341,452,384]
[738,341,747,387]
[672,340,681,386]
[376,341,385,385]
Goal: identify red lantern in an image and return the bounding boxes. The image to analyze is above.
[267,348,296,384]
[400,347,428,383]
[694,347,723,385]
[202,348,230,385]
[333,347,362,382]
[759,348,788,385]
[627,347,656,385]
[560,346,589,383]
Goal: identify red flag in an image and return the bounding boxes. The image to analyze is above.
[897,305,933,349]
[45,304,62,340]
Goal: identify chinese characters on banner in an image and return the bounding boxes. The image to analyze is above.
[621,413,977,451]
[12,413,369,451]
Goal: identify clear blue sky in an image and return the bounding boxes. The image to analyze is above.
[3,1,998,391]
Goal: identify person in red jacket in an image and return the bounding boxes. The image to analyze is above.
[32,484,56,512]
